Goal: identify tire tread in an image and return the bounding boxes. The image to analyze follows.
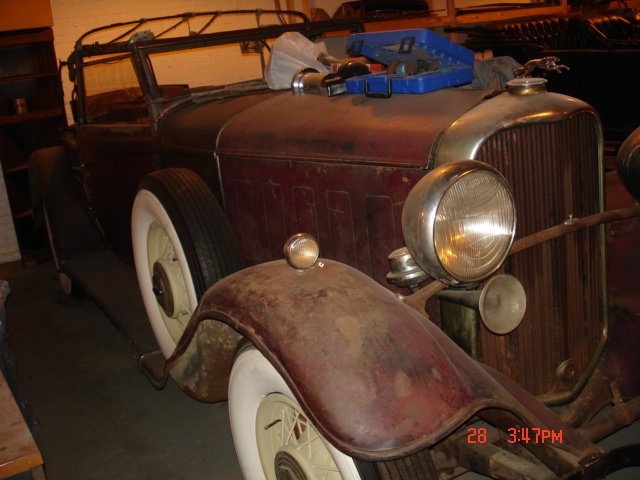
[138,168,242,297]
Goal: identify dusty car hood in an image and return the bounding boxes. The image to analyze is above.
[216,88,490,168]
[157,90,285,155]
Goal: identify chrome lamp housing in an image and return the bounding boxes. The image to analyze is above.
[284,233,320,271]
[402,160,517,285]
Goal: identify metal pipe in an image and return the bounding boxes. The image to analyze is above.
[577,396,640,443]
[403,280,447,316]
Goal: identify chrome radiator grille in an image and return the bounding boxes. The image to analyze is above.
[476,114,604,395]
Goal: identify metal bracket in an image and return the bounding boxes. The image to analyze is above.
[240,40,264,54]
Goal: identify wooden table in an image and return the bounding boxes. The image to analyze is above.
[0,370,45,479]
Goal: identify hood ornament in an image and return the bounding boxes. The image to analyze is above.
[514,56,570,78]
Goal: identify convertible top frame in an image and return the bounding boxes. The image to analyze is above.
[64,11,364,124]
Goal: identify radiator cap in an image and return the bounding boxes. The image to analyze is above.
[506,78,547,96]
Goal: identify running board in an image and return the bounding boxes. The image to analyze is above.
[62,250,161,358]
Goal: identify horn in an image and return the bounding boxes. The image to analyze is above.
[435,274,526,335]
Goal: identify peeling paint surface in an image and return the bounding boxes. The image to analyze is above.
[394,370,413,398]
[178,259,591,461]
[335,316,364,358]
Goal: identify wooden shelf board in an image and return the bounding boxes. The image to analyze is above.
[4,163,29,175]
[0,71,59,84]
[363,4,570,31]
[454,5,568,24]
[0,107,64,126]
[0,29,53,48]
[14,209,34,220]
[0,371,44,479]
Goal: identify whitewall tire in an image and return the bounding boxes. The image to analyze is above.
[229,345,363,480]
[131,169,242,358]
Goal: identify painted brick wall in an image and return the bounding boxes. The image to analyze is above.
[0,166,20,264]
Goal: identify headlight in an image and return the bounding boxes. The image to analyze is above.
[284,233,320,270]
[402,160,516,285]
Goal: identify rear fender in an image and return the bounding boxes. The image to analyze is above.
[29,146,104,265]
[165,259,595,461]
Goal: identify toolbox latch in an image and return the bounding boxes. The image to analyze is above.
[399,37,415,54]
[365,76,392,99]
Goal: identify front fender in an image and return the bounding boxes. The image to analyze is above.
[164,259,592,461]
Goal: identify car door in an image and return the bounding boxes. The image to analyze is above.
[74,83,156,261]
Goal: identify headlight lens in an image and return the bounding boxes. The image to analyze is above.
[402,160,516,284]
[284,233,320,270]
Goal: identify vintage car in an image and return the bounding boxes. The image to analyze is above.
[30,10,640,480]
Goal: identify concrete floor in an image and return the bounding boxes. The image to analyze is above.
[1,259,638,480]
[1,259,242,480]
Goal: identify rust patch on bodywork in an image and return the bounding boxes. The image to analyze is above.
[168,320,243,403]
[394,370,413,399]
[335,315,364,358]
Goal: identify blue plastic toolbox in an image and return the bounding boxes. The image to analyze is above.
[345,29,474,96]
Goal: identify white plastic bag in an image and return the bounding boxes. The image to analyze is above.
[264,32,329,90]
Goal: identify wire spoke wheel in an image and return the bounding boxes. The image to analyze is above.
[146,221,192,343]
[229,346,364,480]
[258,394,341,480]
[132,168,242,357]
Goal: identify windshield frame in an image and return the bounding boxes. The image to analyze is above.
[68,12,364,124]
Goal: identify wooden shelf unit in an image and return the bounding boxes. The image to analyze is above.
[0,370,45,479]
[359,0,640,41]
[0,27,67,264]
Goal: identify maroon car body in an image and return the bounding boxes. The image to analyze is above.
[30,11,640,480]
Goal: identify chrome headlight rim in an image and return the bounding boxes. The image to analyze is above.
[402,160,516,285]
[283,233,320,271]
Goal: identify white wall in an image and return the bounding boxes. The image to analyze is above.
[0,166,21,264]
